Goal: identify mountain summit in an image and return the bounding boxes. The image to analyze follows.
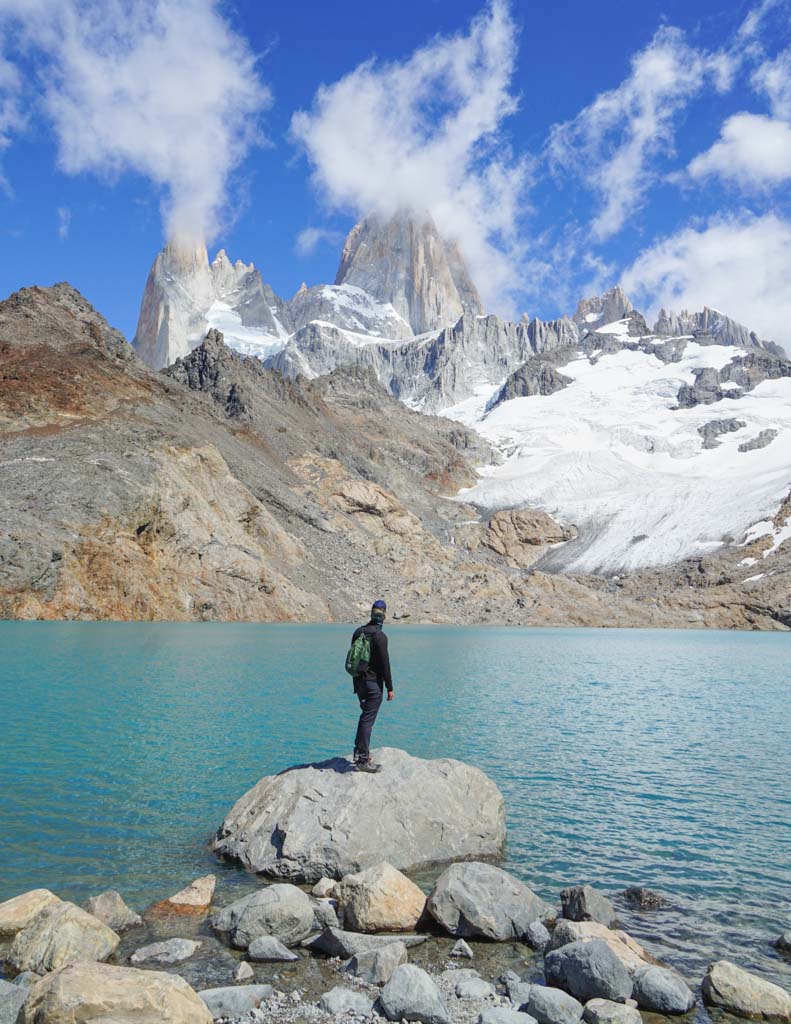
[335,211,483,335]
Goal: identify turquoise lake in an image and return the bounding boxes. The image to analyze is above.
[1,623,789,988]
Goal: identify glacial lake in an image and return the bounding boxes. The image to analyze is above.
[1,623,789,989]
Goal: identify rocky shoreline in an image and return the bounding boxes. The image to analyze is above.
[1,750,789,1024]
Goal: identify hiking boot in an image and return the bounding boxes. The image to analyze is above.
[355,760,382,774]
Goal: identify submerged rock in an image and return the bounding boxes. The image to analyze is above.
[8,901,120,974]
[304,926,426,959]
[233,961,254,982]
[339,860,426,932]
[18,962,212,1024]
[84,890,142,931]
[776,932,791,954]
[622,887,667,910]
[129,938,201,965]
[213,748,505,881]
[560,886,617,928]
[380,963,450,1024]
[0,889,60,938]
[701,960,791,1021]
[428,862,549,941]
[544,939,633,1003]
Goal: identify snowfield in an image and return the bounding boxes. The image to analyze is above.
[205,301,288,360]
[444,343,791,574]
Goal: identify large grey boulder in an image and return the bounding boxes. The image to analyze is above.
[247,935,299,962]
[701,960,791,1021]
[380,963,450,1024]
[7,901,120,974]
[129,938,201,965]
[319,987,375,1016]
[548,921,650,976]
[198,984,273,1018]
[427,862,549,941]
[519,984,584,1024]
[84,891,142,931]
[583,999,642,1024]
[343,942,408,985]
[304,926,426,959]
[213,748,505,882]
[560,887,616,928]
[632,965,695,1014]
[210,884,314,948]
[544,940,633,1003]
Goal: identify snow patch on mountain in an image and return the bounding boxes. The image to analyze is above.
[445,343,791,573]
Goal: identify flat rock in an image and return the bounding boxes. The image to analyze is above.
[8,900,120,974]
[480,1011,539,1024]
[544,940,633,1003]
[303,926,426,959]
[343,942,408,985]
[428,862,549,940]
[149,875,216,915]
[318,986,375,1015]
[248,935,299,962]
[457,976,496,999]
[339,861,426,932]
[701,960,791,1021]
[210,884,314,949]
[560,887,616,928]
[198,984,273,1018]
[583,998,642,1024]
[520,984,584,1024]
[212,748,505,881]
[84,891,142,931]
[549,920,651,975]
[129,938,201,964]
[632,965,695,1014]
[380,963,450,1024]
[17,962,212,1023]
[0,890,60,937]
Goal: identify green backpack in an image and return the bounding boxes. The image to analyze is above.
[345,628,372,676]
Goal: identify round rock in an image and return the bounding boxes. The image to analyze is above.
[584,998,642,1024]
[702,960,791,1021]
[212,748,505,881]
[8,901,120,975]
[210,884,314,948]
[632,965,695,1015]
[544,940,633,1003]
[427,862,549,941]
[380,963,451,1024]
[521,984,584,1024]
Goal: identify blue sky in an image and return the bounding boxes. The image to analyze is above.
[1,0,790,345]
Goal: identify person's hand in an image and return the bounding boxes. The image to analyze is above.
[387,691,394,701]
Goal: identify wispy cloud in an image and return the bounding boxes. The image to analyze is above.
[0,0,271,244]
[621,212,791,349]
[547,27,733,241]
[290,0,532,314]
[0,45,24,195]
[56,205,70,240]
[687,112,791,188]
[295,225,345,257]
[752,45,791,119]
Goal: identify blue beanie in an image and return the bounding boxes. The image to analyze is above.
[372,599,387,610]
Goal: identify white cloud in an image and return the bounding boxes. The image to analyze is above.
[687,112,791,188]
[752,46,791,119]
[295,226,344,257]
[548,27,733,241]
[0,45,24,195]
[621,212,791,349]
[290,0,532,313]
[56,205,70,240]
[0,0,271,244]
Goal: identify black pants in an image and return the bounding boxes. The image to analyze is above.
[354,677,383,763]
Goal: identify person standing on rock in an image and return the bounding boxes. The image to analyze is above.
[349,599,393,773]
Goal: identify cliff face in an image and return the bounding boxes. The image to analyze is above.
[2,283,789,630]
[335,211,482,335]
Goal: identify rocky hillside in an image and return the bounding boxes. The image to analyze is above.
[1,283,789,628]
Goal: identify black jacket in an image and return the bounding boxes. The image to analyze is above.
[352,621,393,691]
